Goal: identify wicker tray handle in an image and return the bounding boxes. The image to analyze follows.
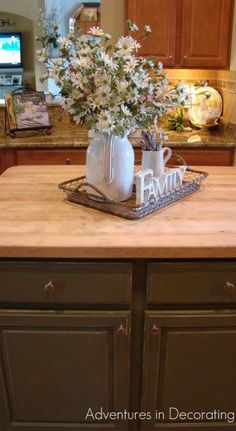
[76,180,114,203]
[168,152,188,167]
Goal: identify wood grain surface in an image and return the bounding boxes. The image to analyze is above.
[0,165,235,259]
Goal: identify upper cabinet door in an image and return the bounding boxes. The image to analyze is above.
[181,0,234,68]
[126,0,178,67]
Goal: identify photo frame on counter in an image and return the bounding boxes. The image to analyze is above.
[4,89,52,138]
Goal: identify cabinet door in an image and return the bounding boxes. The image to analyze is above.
[181,0,233,68]
[126,0,178,66]
[142,311,236,430]
[0,311,130,431]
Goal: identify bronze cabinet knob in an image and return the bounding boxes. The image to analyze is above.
[224,281,236,292]
[151,325,160,336]
[168,55,174,61]
[44,280,56,292]
[117,325,127,336]
[183,55,188,60]
[65,158,71,164]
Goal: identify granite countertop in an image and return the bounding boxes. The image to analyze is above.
[1,127,236,149]
[0,101,235,149]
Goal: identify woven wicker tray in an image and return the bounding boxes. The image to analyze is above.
[58,168,208,220]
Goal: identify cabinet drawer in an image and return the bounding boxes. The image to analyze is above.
[147,262,236,304]
[16,149,86,166]
[0,262,132,305]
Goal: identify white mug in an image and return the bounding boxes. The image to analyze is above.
[141,147,172,177]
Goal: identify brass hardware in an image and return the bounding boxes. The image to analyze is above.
[224,281,236,292]
[44,280,55,292]
[117,325,127,335]
[183,55,188,60]
[151,325,160,335]
[66,158,71,165]
[168,55,174,61]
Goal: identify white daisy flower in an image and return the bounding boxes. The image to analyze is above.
[96,110,113,128]
[129,22,139,32]
[116,80,129,94]
[116,36,141,53]
[97,86,110,102]
[89,96,103,110]
[144,25,152,34]
[58,37,73,47]
[95,74,111,87]
[121,104,132,116]
[126,88,138,103]
[36,48,47,62]
[123,58,139,73]
[88,27,105,37]
[99,51,116,69]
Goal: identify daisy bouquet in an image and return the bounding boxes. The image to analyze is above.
[38,22,189,137]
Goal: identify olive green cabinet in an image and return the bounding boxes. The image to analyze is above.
[142,261,236,431]
[0,311,130,431]
[142,311,236,430]
[0,260,236,431]
[0,261,132,431]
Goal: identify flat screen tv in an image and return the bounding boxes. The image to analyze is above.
[0,32,23,73]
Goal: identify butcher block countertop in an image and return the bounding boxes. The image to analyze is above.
[0,165,235,259]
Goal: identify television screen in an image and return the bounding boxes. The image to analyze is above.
[0,33,22,68]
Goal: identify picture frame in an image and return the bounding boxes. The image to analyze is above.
[5,89,52,137]
[12,75,22,86]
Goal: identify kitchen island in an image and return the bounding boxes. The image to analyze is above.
[0,165,236,431]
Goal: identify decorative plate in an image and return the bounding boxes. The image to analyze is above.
[189,86,222,128]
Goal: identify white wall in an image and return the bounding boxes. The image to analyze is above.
[101,0,124,43]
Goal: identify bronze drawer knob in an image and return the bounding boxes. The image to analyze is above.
[168,55,174,61]
[44,280,56,292]
[224,281,236,292]
[117,325,127,336]
[151,325,160,336]
[65,158,71,164]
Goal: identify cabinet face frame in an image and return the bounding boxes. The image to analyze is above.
[0,311,131,431]
[142,311,236,431]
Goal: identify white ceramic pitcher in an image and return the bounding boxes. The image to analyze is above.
[86,131,134,201]
[141,147,172,177]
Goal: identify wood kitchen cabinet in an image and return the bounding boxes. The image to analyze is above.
[126,0,178,67]
[0,146,234,175]
[134,146,235,166]
[126,0,234,68]
[181,0,234,68]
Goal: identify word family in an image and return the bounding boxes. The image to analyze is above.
[135,167,187,206]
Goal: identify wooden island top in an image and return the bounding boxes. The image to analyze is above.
[0,165,235,259]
